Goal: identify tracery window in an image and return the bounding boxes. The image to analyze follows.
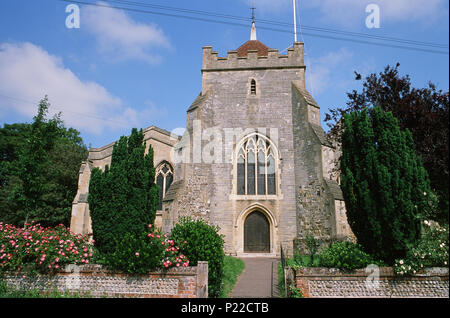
[237,134,276,196]
[156,161,173,210]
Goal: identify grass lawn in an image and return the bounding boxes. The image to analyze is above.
[220,255,245,298]
[278,262,286,298]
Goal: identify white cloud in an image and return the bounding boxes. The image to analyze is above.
[0,42,163,134]
[306,48,354,95]
[83,1,171,64]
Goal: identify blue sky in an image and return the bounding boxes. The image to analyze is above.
[0,0,448,148]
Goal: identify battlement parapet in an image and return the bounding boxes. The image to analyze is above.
[202,42,305,72]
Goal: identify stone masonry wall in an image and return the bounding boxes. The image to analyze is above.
[294,267,448,298]
[291,85,341,254]
[165,167,211,227]
[295,180,333,253]
[3,262,208,298]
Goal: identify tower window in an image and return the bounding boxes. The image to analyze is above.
[250,79,257,95]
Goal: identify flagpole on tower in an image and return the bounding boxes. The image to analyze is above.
[293,0,298,42]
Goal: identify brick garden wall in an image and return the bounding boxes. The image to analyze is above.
[3,262,208,298]
[293,267,448,298]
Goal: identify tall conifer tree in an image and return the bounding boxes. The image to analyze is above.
[88,128,159,254]
[341,107,435,264]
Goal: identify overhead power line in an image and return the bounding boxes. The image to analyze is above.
[105,0,449,49]
[53,0,449,55]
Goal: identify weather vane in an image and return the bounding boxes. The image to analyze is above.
[251,0,256,22]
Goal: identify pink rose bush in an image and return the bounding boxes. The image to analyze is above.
[162,239,190,268]
[0,222,93,274]
[99,224,189,274]
[0,221,189,275]
[146,224,189,269]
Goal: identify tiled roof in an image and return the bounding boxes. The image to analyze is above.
[237,40,270,57]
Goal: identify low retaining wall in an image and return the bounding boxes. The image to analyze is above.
[2,262,208,298]
[294,267,448,298]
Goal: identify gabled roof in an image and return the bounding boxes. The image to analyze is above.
[87,125,180,161]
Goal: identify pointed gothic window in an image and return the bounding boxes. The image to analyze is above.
[155,161,174,210]
[250,79,257,95]
[236,134,277,196]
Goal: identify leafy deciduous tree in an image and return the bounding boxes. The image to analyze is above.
[0,96,88,226]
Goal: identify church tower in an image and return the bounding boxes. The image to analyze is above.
[162,19,352,256]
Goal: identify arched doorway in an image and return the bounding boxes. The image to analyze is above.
[244,211,270,253]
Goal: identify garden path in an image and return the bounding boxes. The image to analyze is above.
[230,257,280,298]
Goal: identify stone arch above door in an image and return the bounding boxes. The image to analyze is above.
[234,203,278,256]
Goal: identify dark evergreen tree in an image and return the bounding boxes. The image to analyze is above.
[326,64,449,224]
[340,107,435,264]
[88,128,159,255]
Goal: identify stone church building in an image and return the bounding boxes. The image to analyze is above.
[70,22,353,257]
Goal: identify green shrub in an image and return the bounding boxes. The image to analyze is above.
[102,224,189,274]
[170,217,225,298]
[289,285,304,298]
[318,241,381,271]
[394,221,449,275]
[288,253,321,270]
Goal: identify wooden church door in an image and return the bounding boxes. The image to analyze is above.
[244,211,270,252]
